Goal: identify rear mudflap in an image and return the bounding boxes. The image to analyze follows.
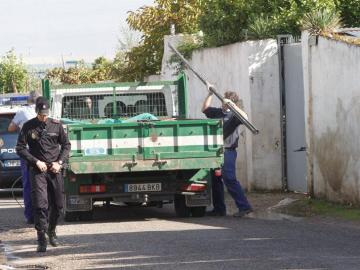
[185,191,211,207]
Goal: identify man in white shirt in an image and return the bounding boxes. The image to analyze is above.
[8,91,40,224]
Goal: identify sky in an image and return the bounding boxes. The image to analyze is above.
[0,0,154,65]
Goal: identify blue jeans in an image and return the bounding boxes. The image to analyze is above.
[212,149,251,214]
[20,159,33,221]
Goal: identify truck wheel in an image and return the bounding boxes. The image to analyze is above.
[174,194,191,217]
[64,211,79,222]
[79,210,93,221]
[191,206,206,217]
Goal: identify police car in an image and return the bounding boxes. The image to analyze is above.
[0,95,28,189]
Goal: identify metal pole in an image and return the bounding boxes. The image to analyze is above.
[168,43,259,135]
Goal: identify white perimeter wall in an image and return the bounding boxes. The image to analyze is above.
[161,35,282,190]
[302,33,360,203]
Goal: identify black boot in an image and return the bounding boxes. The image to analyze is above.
[47,227,59,247]
[37,231,47,252]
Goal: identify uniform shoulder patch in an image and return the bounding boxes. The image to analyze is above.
[51,118,60,124]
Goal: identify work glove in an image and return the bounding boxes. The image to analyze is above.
[206,81,215,95]
[223,98,231,104]
[223,98,249,120]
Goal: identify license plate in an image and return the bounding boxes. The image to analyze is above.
[4,160,20,167]
[125,183,162,192]
[68,196,90,205]
[84,147,106,156]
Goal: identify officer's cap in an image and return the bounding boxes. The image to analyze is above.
[35,97,50,115]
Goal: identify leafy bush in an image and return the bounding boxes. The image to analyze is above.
[46,57,113,85]
[248,15,276,39]
[169,34,204,72]
[199,0,252,47]
[0,50,28,93]
[301,9,343,35]
[199,0,337,47]
[336,0,360,27]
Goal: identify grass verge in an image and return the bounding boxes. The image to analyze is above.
[278,197,360,221]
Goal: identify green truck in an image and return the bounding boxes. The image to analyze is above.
[42,74,223,221]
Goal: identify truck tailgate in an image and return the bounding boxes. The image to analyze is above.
[68,119,223,174]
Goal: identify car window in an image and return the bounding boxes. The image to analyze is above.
[0,114,14,133]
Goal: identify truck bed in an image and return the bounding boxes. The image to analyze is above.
[67,119,223,174]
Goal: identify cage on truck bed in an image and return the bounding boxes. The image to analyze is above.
[42,74,223,221]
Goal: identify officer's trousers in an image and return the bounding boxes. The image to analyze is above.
[20,159,32,222]
[30,167,63,232]
[212,149,251,214]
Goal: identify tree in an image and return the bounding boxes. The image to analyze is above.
[110,51,127,81]
[0,49,28,93]
[117,26,142,53]
[199,0,337,46]
[91,57,112,82]
[46,57,114,85]
[336,0,360,27]
[119,0,202,81]
[46,67,65,85]
[199,0,253,46]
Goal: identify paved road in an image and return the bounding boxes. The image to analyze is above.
[1,195,360,270]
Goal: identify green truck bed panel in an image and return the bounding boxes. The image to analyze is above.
[67,119,223,173]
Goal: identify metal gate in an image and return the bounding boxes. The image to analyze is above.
[278,36,307,193]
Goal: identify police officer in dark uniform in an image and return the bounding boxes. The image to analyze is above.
[16,97,71,252]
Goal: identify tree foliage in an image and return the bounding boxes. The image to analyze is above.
[34,0,360,86]
[117,26,142,53]
[169,34,204,73]
[301,8,343,35]
[118,0,353,79]
[91,57,112,82]
[46,57,113,85]
[0,50,28,93]
[199,0,253,46]
[119,0,203,81]
[199,0,338,46]
[336,0,360,27]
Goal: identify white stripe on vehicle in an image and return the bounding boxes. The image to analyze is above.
[70,135,223,151]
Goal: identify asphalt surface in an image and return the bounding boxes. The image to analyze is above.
[1,194,360,270]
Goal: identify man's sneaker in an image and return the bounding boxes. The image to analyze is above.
[233,208,253,217]
[206,210,226,217]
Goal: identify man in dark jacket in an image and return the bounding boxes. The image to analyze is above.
[16,97,71,252]
[202,85,252,217]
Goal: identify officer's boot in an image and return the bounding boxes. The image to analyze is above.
[36,231,47,252]
[47,225,59,247]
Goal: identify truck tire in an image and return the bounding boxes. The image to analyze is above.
[174,194,191,217]
[64,211,79,222]
[79,210,93,221]
[191,206,206,217]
